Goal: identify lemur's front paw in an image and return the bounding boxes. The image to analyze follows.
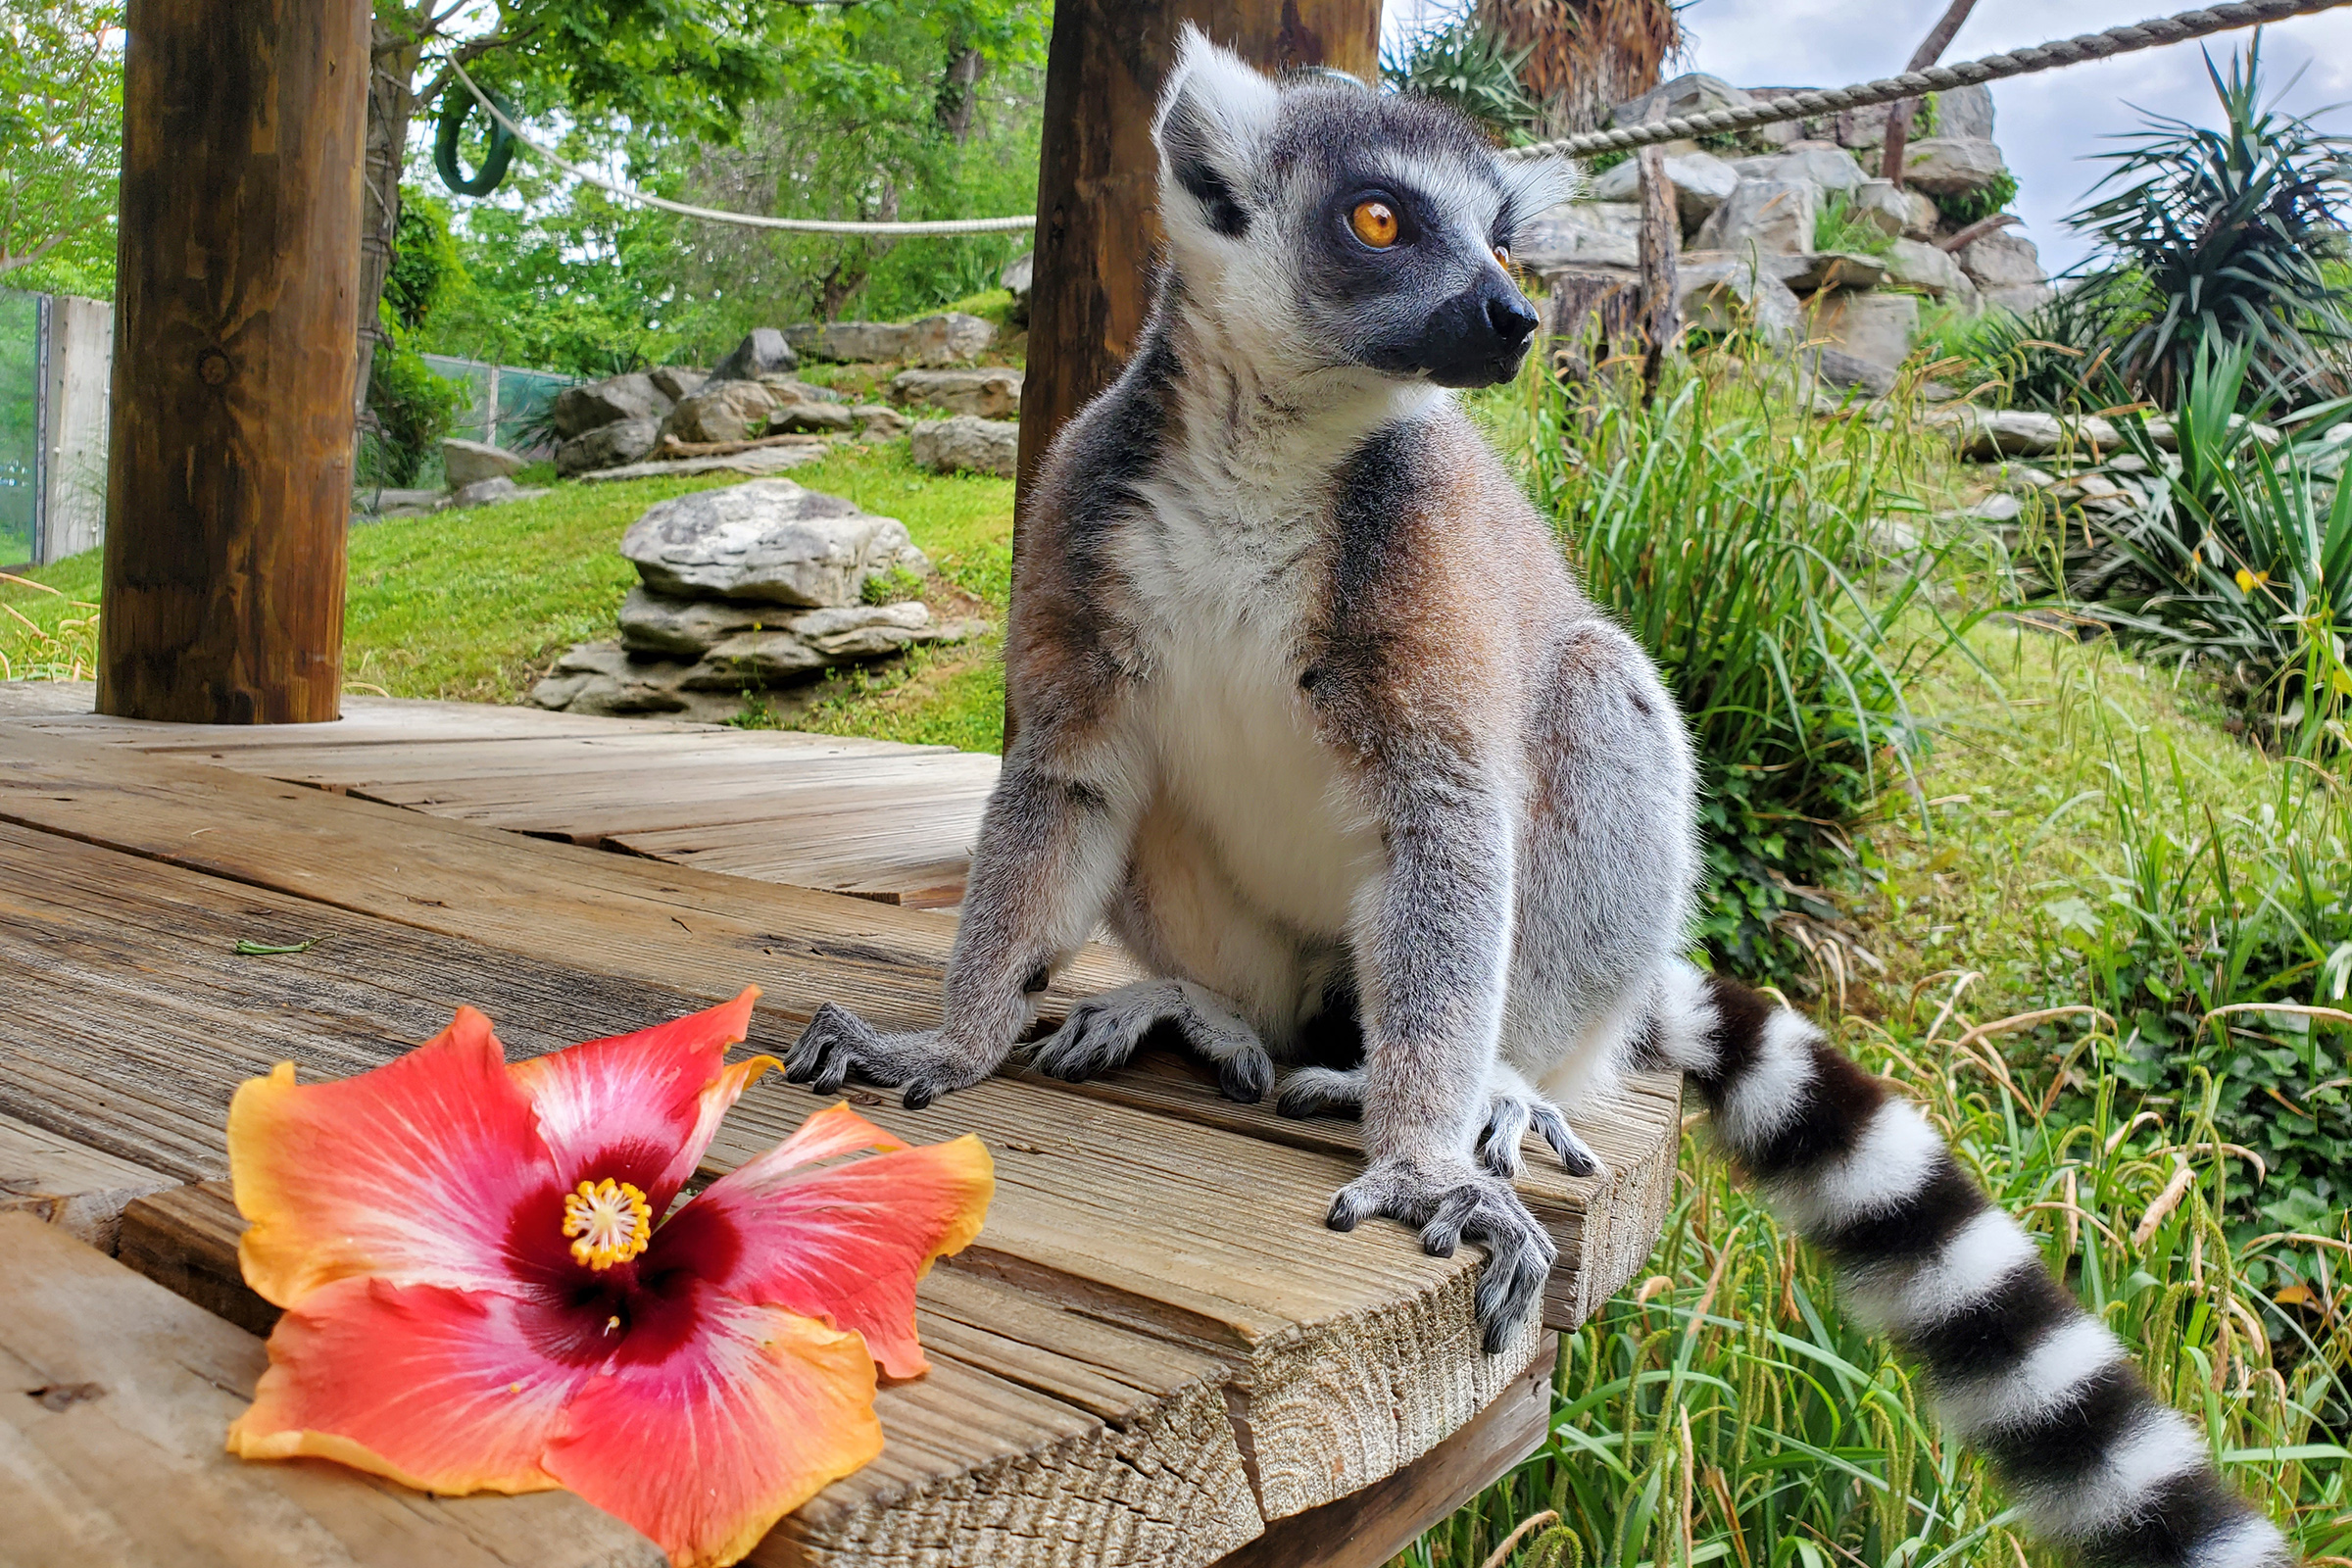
[1030,980,1275,1103]
[1326,1156,1556,1354]
[784,1002,991,1111]
[1477,1092,1603,1181]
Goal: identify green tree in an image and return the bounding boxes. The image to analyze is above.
[0,0,122,293]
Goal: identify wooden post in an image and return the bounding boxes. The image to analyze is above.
[1637,148,1680,402]
[1013,2,1381,501]
[98,0,368,724]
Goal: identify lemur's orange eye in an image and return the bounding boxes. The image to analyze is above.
[1493,244,1511,270]
[1350,199,1399,249]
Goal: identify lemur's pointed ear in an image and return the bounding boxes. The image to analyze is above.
[1154,25,1281,240]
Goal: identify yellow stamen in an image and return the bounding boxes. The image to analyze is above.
[561,1178,652,1270]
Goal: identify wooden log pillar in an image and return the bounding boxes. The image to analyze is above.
[1010,1,1382,592]
[98,0,369,724]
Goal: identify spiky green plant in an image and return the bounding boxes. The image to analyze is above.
[1382,8,1541,145]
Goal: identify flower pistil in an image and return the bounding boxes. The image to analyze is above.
[563,1177,652,1270]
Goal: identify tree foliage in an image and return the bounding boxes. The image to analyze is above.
[0,0,121,294]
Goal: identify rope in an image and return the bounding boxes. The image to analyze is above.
[440,55,1036,235]
[1502,0,2352,160]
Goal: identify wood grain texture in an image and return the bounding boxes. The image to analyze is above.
[1208,1333,1555,1568]
[0,1113,176,1253]
[0,1213,664,1568]
[99,0,369,724]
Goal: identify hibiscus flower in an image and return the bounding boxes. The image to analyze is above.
[223,988,992,1568]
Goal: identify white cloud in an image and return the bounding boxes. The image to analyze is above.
[1381,0,2352,271]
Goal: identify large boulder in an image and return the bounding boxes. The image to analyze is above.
[1677,254,1804,348]
[1588,151,1740,230]
[1851,179,1941,241]
[661,380,778,446]
[1779,252,1886,293]
[1824,86,1992,151]
[1931,85,1995,142]
[1900,138,2006,196]
[1811,289,1919,368]
[621,479,932,608]
[909,416,1019,478]
[1957,229,2048,288]
[1692,179,1817,257]
[769,399,856,434]
[1518,203,1642,270]
[1611,73,1752,129]
[1003,251,1033,328]
[646,366,708,403]
[551,372,667,440]
[1734,147,1865,197]
[710,328,799,382]
[889,367,1024,418]
[784,312,997,368]
[440,437,527,488]
[1885,238,1978,304]
[853,404,910,441]
[555,416,661,477]
[1931,408,2122,459]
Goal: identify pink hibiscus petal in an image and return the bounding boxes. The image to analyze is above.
[546,1276,880,1568]
[652,1103,993,1379]
[227,1274,598,1495]
[509,988,767,1216]
[229,1007,564,1306]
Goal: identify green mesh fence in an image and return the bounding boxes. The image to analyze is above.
[0,292,38,567]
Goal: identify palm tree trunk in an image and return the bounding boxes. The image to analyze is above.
[1475,0,1681,138]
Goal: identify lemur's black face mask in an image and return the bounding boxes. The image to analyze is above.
[1312,178,1542,389]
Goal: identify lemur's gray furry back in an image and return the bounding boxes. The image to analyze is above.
[787,29,2289,1567]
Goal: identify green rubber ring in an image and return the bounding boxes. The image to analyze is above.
[435,89,516,197]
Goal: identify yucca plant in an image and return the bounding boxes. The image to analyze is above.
[2065,36,2352,412]
[1382,9,1542,145]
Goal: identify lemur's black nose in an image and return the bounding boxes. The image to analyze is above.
[1486,289,1540,346]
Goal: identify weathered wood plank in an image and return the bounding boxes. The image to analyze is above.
[1208,1333,1556,1568]
[111,1184,1266,1568]
[0,1212,664,1568]
[0,1113,177,1253]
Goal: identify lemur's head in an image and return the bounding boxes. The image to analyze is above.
[1152,26,1573,389]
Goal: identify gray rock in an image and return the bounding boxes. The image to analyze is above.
[552,373,667,440]
[440,437,528,488]
[1518,204,1642,270]
[1802,347,1897,398]
[784,313,997,368]
[849,404,907,441]
[1984,283,2057,317]
[1947,491,2025,523]
[710,328,800,382]
[661,380,778,446]
[1677,254,1805,347]
[618,587,794,657]
[1931,86,1995,142]
[579,446,828,484]
[449,476,528,509]
[757,375,844,405]
[1003,251,1033,327]
[1780,252,1886,293]
[1611,74,1753,129]
[1958,229,2048,290]
[909,416,1019,478]
[1900,138,2006,196]
[1734,147,1865,196]
[530,644,699,717]
[1885,238,1976,302]
[621,479,931,608]
[1588,151,1740,229]
[769,400,857,434]
[1851,179,1942,241]
[889,367,1025,419]
[1815,289,1919,368]
[555,416,661,477]
[1931,409,2122,460]
[646,366,709,403]
[1693,179,1817,257]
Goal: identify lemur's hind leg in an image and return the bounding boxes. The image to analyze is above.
[1278,1061,1600,1181]
[1031,978,1275,1103]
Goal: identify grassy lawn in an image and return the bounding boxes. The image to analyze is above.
[0,443,1018,747]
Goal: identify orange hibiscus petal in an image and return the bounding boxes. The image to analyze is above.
[652,1105,993,1379]
[227,1275,594,1495]
[509,988,766,1216]
[229,1007,562,1307]
[546,1278,880,1568]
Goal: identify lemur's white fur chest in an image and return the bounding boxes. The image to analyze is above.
[1106,359,1439,937]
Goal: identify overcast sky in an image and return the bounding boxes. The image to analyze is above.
[1381,1,2352,271]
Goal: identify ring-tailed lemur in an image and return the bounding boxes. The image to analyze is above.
[787,30,2288,1565]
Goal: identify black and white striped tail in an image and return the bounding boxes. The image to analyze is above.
[1633,963,2290,1568]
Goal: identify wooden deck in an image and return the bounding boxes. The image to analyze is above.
[0,682,1681,1568]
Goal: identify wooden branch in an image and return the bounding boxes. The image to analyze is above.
[1881,0,1980,188]
[1638,147,1679,404]
[1937,211,2021,253]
